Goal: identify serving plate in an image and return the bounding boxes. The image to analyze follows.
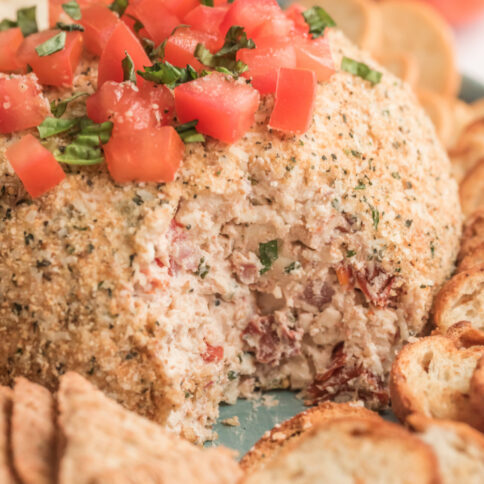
[210,76,484,457]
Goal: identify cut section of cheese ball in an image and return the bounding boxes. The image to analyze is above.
[0,28,461,442]
[242,417,440,484]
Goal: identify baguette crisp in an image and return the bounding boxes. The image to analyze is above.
[408,414,484,484]
[240,402,381,473]
[11,378,57,484]
[390,327,484,431]
[0,387,17,484]
[243,417,440,484]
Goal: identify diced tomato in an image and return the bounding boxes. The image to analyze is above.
[120,4,150,38]
[161,0,199,19]
[0,28,26,73]
[17,30,83,87]
[5,134,65,198]
[79,5,119,56]
[238,42,296,94]
[183,5,228,38]
[202,342,224,363]
[250,14,295,44]
[98,22,151,87]
[269,67,317,134]
[220,0,286,37]
[164,28,220,71]
[294,35,335,82]
[0,74,50,134]
[129,0,180,44]
[174,73,260,144]
[285,3,309,35]
[48,0,112,27]
[86,81,175,127]
[104,124,184,183]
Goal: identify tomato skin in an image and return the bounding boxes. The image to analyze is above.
[220,0,285,37]
[285,4,309,35]
[164,28,220,71]
[104,124,184,183]
[129,0,180,44]
[269,67,317,134]
[86,81,175,127]
[161,0,200,19]
[17,30,83,87]
[183,5,228,38]
[0,74,50,134]
[79,5,119,56]
[238,42,297,94]
[49,0,112,27]
[98,22,151,87]
[174,73,260,144]
[202,342,224,363]
[0,28,26,73]
[6,134,65,198]
[294,35,335,82]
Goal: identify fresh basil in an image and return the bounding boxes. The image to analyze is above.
[55,22,84,32]
[62,1,82,21]
[175,121,205,144]
[0,19,17,32]
[341,57,382,86]
[122,51,137,83]
[54,119,113,166]
[138,61,199,88]
[17,6,38,36]
[259,240,278,275]
[200,0,214,5]
[194,26,254,76]
[302,6,335,38]
[109,0,129,17]
[35,31,66,57]
[50,92,89,118]
[38,117,80,138]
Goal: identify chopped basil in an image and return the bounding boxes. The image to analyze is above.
[302,6,335,39]
[109,0,129,17]
[54,119,113,166]
[259,240,278,275]
[35,31,66,57]
[227,370,238,381]
[138,61,199,88]
[122,51,137,84]
[50,92,89,118]
[55,22,84,32]
[194,26,255,76]
[341,57,382,86]
[195,257,210,279]
[62,1,82,21]
[346,250,356,258]
[284,261,301,274]
[0,19,17,32]
[371,206,380,230]
[38,117,79,138]
[17,7,38,36]
[201,0,214,5]
[175,121,205,144]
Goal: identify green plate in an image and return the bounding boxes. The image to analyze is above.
[208,74,484,458]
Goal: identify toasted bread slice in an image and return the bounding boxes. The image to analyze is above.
[433,265,484,333]
[470,354,484,418]
[11,378,56,484]
[449,121,484,182]
[390,329,484,431]
[300,0,381,51]
[460,210,484,260]
[376,51,419,89]
[418,89,453,145]
[0,387,17,484]
[377,0,458,97]
[57,372,241,484]
[460,159,484,217]
[457,243,484,273]
[408,414,484,484]
[243,417,440,484]
[240,402,381,473]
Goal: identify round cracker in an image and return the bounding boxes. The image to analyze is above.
[376,51,419,89]
[377,0,459,97]
[417,89,453,145]
[460,158,484,217]
[300,0,382,52]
